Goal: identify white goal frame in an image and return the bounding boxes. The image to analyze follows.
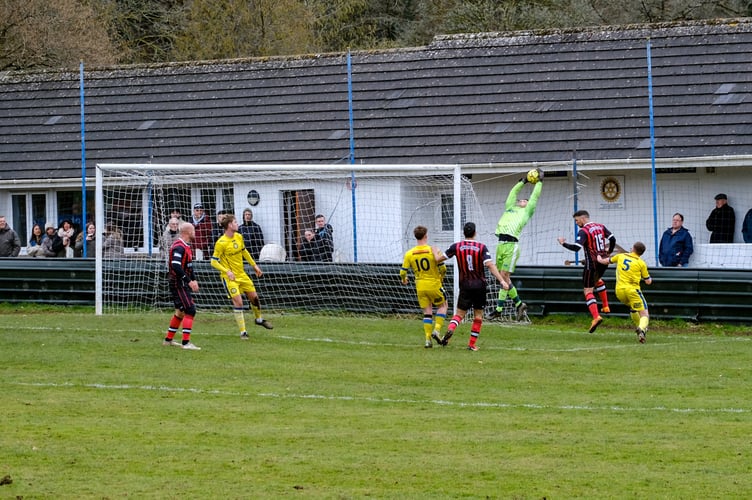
[95,163,470,315]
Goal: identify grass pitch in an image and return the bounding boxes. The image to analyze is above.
[1,305,751,498]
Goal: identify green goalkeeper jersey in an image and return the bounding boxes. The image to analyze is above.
[495,180,543,238]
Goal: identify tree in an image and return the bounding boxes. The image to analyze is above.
[0,0,118,70]
[171,0,317,60]
[101,0,185,64]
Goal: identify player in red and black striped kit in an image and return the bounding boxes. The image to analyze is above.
[435,222,508,351]
[558,210,615,333]
[164,222,201,350]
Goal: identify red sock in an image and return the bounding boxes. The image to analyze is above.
[468,319,482,347]
[595,280,609,309]
[182,315,194,343]
[448,314,462,332]
[166,315,181,340]
[585,293,599,318]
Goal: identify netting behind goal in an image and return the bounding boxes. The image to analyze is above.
[95,164,484,314]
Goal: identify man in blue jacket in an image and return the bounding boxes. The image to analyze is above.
[659,213,693,267]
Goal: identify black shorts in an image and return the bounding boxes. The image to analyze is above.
[456,286,488,312]
[582,263,608,288]
[169,281,195,312]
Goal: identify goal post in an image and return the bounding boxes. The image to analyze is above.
[94,163,478,315]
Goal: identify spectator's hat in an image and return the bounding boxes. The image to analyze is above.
[714,193,728,200]
[45,222,55,230]
[193,203,204,209]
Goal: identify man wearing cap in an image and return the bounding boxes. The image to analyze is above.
[191,203,213,255]
[706,193,736,243]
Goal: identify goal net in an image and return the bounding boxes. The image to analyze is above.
[95,164,486,315]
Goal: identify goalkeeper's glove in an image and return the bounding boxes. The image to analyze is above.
[536,168,544,181]
[519,176,528,184]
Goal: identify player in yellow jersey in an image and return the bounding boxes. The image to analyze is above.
[211,214,273,339]
[400,226,448,348]
[598,241,652,343]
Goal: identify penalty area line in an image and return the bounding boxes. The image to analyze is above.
[12,381,748,415]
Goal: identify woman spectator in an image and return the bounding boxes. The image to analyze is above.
[58,219,76,258]
[26,224,46,257]
[75,222,96,257]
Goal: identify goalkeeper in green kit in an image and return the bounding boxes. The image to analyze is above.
[488,169,544,320]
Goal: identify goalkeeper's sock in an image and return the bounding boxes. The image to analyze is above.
[508,286,521,307]
[496,289,509,310]
[586,293,599,319]
[433,312,446,334]
[423,314,433,341]
[181,315,194,344]
[596,280,609,310]
[233,307,247,334]
[165,315,181,341]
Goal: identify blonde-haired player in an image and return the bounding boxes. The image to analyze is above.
[400,225,448,348]
[598,241,652,343]
[211,213,273,339]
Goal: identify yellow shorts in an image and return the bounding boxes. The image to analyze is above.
[615,287,647,312]
[415,283,446,309]
[222,273,256,299]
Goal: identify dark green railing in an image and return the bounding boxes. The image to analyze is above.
[1,258,750,323]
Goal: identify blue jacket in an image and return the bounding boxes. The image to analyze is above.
[659,226,693,267]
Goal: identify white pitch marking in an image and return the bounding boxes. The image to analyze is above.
[12,381,748,415]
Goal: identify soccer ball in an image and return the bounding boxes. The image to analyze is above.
[526,169,540,184]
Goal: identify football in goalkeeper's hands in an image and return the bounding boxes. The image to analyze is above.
[526,169,540,184]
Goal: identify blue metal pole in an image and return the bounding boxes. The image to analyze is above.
[646,39,660,264]
[79,62,88,257]
[347,50,358,262]
[572,155,579,264]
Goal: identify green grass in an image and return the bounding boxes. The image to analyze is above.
[1,305,751,498]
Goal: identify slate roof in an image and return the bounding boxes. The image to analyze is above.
[1,19,751,181]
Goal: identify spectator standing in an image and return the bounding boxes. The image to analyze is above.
[239,208,265,260]
[164,222,201,350]
[705,193,735,243]
[40,223,64,257]
[58,219,76,258]
[75,223,96,257]
[190,203,213,256]
[400,225,448,348]
[0,216,21,257]
[211,213,273,339]
[658,213,693,267]
[299,229,320,261]
[26,223,45,257]
[598,242,653,344]
[742,208,752,243]
[314,214,334,262]
[102,223,125,257]
[435,222,508,351]
[557,210,616,334]
[161,218,181,253]
[165,209,185,229]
